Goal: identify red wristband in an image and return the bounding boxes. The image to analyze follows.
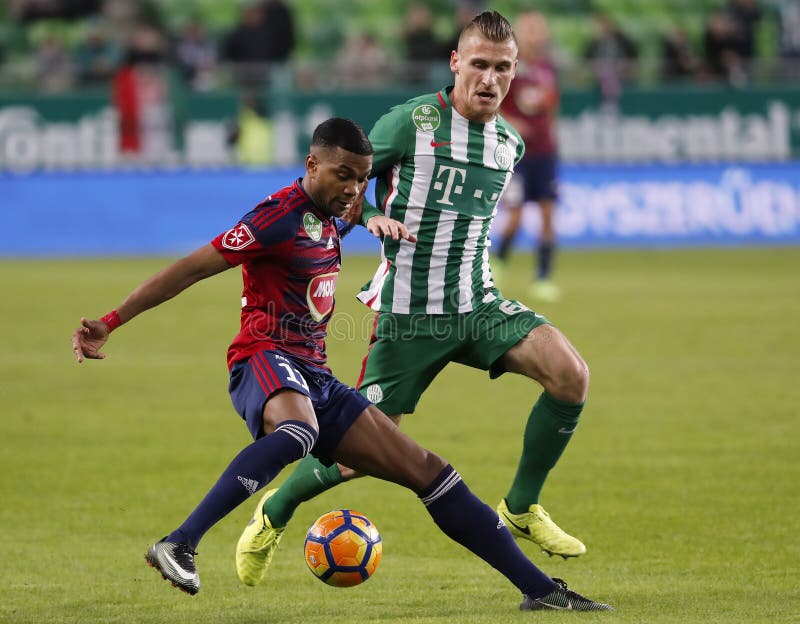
[100,310,122,332]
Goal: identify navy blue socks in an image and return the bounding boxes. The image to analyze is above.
[167,420,317,549]
[537,241,555,280]
[421,465,556,599]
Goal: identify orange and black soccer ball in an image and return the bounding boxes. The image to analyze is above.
[304,509,382,587]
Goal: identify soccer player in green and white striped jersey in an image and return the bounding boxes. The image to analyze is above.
[237,11,594,585]
[354,82,522,315]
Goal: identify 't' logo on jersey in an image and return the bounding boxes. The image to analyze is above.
[222,223,255,250]
[433,165,467,205]
[306,272,338,321]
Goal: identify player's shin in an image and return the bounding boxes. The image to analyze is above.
[420,465,556,598]
[504,392,582,512]
[166,420,318,549]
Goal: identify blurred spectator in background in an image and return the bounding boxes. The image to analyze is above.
[495,11,562,302]
[335,31,390,88]
[221,2,270,86]
[583,12,638,111]
[233,92,273,166]
[443,1,484,54]
[703,9,746,84]
[261,0,295,62]
[402,3,445,84]
[772,0,800,77]
[35,33,74,91]
[74,20,120,86]
[9,0,101,22]
[772,0,800,58]
[726,0,763,60]
[112,23,175,164]
[660,26,699,81]
[221,0,295,87]
[174,19,217,90]
[101,0,145,35]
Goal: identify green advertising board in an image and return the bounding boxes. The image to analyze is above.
[557,86,800,162]
[0,90,238,171]
[276,86,800,164]
[1,85,799,170]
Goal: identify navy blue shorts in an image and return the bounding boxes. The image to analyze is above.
[228,350,371,463]
[515,154,559,201]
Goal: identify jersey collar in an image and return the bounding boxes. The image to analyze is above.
[294,177,331,224]
[438,86,452,109]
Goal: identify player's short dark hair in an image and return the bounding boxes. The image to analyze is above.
[459,10,516,47]
[311,118,373,156]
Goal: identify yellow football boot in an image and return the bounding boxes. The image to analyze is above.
[497,499,586,559]
[236,489,286,585]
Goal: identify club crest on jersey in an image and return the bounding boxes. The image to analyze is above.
[303,212,323,241]
[307,272,338,321]
[365,384,383,404]
[494,141,514,171]
[221,223,255,250]
[412,104,440,132]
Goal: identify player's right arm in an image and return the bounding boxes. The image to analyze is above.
[357,105,416,241]
[72,244,231,363]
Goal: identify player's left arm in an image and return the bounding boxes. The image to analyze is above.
[364,211,417,242]
[72,244,231,362]
[344,191,416,243]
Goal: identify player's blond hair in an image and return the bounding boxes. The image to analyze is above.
[459,10,516,47]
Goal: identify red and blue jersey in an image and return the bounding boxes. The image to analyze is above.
[211,179,348,370]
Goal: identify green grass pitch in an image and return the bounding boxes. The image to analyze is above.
[1,248,798,623]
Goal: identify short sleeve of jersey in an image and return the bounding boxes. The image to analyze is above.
[513,127,526,165]
[211,199,300,266]
[503,121,526,165]
[368,104,411,179]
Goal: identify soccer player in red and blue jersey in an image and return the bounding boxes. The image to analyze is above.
[496,11,562,302]
[71,118,611,611]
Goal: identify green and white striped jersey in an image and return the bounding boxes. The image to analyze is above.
[357,87,524,315]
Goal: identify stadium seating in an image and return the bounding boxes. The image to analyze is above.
[0,0,783,90]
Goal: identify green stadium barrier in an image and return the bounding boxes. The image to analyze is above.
[1,84,799,170]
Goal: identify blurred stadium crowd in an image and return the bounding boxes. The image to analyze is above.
[1,0,799,94]
[1,1,798,248]
[1,0,799,169]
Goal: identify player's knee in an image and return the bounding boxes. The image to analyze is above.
[337,464,362,481]
[574,358,590,401]
[550,356,589,404]
[273,419,318,461]
[421,450,448,487]
[409,449,447,495]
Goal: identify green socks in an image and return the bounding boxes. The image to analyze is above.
[263,455,345,528]
[263,391,583,525]
[504,391,583,514]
